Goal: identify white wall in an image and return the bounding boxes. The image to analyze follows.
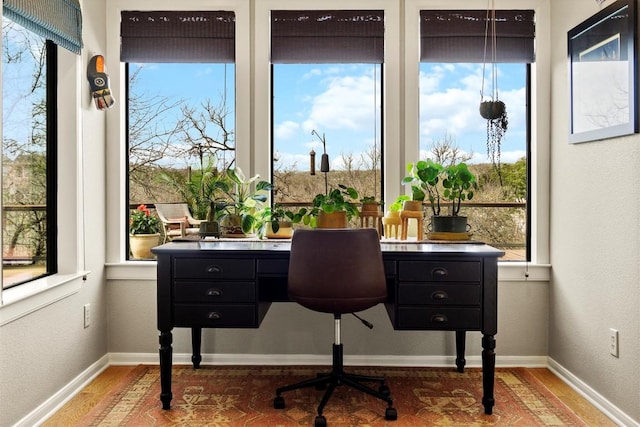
[0,1,109,426]
[548,0,640,423]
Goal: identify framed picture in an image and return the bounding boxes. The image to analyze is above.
[568,0,637,143]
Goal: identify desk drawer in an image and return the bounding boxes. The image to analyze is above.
[398,283,480,305]
[174,304,257,327]
[398,261,480,282]
[174,258,255,279]
[174,281,255,303]
[396,307,481,330]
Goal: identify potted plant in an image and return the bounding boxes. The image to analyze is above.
[256,204,306,239]
[303,184,359,228]
[382,195,408,239]
[359,195,381,214]
[403,160,478,233]
[129,204,161,259]
[214,167,272,237]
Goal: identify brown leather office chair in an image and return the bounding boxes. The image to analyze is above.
[273,228,397,426]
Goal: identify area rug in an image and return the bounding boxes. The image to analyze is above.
[79,365,588,426]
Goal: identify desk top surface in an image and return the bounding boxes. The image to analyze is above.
[152,238,505,257]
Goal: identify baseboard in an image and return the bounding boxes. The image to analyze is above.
[548,357,638,427]
[108,352,548,368]
[13,354,110,427]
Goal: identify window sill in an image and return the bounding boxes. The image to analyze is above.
[105,261,551,282]
[0,271,90,326]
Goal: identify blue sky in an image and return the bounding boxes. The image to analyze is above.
[133,62,526,170]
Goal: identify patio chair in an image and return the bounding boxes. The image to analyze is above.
[155,203,203,242]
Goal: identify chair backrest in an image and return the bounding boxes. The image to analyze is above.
[155,203,193,223]
[288,228,387,314]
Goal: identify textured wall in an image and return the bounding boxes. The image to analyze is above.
[548,0,640,423]
[0,1,109,425]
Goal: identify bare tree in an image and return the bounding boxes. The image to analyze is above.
[175,98,235,170]
[426,132,473,166]
[128,66,183,176]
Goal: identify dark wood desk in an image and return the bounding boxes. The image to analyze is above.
[152,240,504,414]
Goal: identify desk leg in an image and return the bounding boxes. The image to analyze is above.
[159,330,173,410]
[191,327,202,369]
[455,331,466,373]
[481,334,496,415]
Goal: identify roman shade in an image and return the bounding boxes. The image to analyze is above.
[271,10,384,64]
[120,11,235,63]
[420,10,535,63]
[3,0,83,54]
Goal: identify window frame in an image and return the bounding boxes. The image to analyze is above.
[253,0,401,203]
[0,37,87,324]
[105,0,251,264]
[404,0,551,266]
[106,0,551,282]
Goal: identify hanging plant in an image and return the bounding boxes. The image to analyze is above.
[479,0,508,178]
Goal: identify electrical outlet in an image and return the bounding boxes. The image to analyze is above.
[609,328,618,357]
[84,303,91,328]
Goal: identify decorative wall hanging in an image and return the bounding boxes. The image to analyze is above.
[568,0,637,143]
[479,0,508,175]
[87,55,115,110]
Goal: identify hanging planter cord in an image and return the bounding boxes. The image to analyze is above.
[481,0,498,103]
[479,0,507,183]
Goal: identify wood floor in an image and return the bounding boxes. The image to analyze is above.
[42,366,617,426]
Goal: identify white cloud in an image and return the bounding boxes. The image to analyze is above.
[275,120,299,139]
[304,74,380,132]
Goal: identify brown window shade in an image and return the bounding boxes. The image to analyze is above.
[271,10,384,64]
[120,11,235,63]
[420,10,535,63]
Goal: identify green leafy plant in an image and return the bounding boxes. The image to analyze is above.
[402,159,444,214]
[387,195,410,213]
[441,162,478,216]
[402,160,477,216]
[255,204,306,237]
[129,204,160,234]
[359,195,378,203]
[158,161,227,220]
[213,167,272,234]
[302,184,359,227]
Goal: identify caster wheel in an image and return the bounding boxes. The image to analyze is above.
[385,407,398,421]
[273,396,285,409]
[314,415,327,426]
[379,384,390,396]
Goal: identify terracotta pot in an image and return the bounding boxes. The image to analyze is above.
[129,233,160,259]
[266,221,294,239]
[316,211,348,228]
[360,202,380,213]
[402,200,423,211]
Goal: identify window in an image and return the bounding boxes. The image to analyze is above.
[2,18,57,288]
[122,11,236,257]
[271,10,384,208]
[419,10,535,261]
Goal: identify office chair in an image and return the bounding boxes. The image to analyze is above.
[273,228,397,426]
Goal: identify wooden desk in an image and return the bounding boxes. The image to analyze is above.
[152,240,504,414]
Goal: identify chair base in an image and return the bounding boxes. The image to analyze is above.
[274,343,397,425]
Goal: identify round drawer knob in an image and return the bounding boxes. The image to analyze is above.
[431,314,448,323]
[208,312,221,320]
[431,291,448,300]
[207,288,222,297]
